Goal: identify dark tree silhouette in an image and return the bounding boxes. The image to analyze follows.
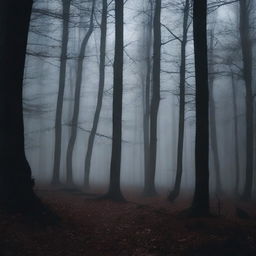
[168,0,190,202]
[230,70,240,194]
[66,0,96,186]
[52,0,72,185]
[239,0,254,200]
[104,0,125,201]
[0,0,37,211]
[145,0,162,197]
[190,0,210,216]
[208,29,222,195]
[142,0,153,196]
[84,0,108,189]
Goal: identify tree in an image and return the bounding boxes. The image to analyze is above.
[239,0,254,200]
[142,0,153,196]
[52,0,72,185]
[104,0,125,201]
[145,0,162,196]
[230,69,240,194]
[208,28,222,195]
[0,0,38,211]
[168,0,191,202]
[190,0,210,216]
[84,0,108,189]
[66,0,96,186]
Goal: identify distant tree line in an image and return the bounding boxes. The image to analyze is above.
[0,0,255,218]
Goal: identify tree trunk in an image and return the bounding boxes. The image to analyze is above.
[208,29,222,195]
[168,0,190,202]
[66,0,95,186]
[143,0,153,195]
[145,0,162,197]
[0,0,36,211]
[190,0,210,217]
[231,71,240,195]
[105,0,125,201]
[84,0,108,189]
[52,0,71,185]
[239,0,254,200]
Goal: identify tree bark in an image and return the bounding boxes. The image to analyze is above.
[66,0,95,186]
[190,0,210,216]
[0,0,36,210]
[105,0,125,201]
[52,0,71,185]
[84,0,108,189]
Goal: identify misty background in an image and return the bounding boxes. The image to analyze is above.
[23,0,255,196]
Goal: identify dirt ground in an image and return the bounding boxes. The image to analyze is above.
[1,187,256,256]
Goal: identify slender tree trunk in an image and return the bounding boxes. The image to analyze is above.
[231,71,240,194]
[254,98,256,184]
[143,0,153,195]
[52,0,71,185]
[190,0,210,216]
[105,0,125,201]
[209,79,222,194]
[145,0,162,196]
[0,0,37,210]
[84,0,108,189]
[66,0,95,186]
[168,0,190,202]
[208,30,222,195]
[240,0,254,200]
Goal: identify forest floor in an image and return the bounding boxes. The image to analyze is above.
[1,186,256,256]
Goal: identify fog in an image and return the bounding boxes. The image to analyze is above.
[23,0,255,197]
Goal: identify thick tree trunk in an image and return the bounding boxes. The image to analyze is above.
[145,0,162,197]
[105,0,125,201]
[168,0,190,202]
[143,0,153,195]
[208,30,222,195]
[66,0,95,186]
[52,0,71,185]
[0,0,36,210]
[84,0,108,189]
[239,0,254,200]
[190,0,210,216]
